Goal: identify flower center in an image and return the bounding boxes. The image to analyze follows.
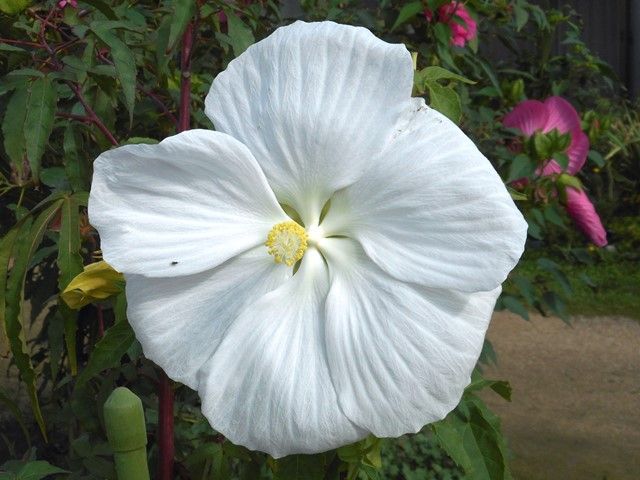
[265,221,308,266]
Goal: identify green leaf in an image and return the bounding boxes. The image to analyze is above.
[57,195,84,376]
[63,124,89,191]
[40,167,70,191]
[537,258,572,296]
[513,0,529,31]
[24,77,57,182]
[552,152,569,170]
[466,373,512,401]
[123,137,159,145]
[391,1,423,31]
[0,387,30,445]
[80,0,117,20]
[16,461,68,480]
[432,393,512,480]
[273,454,327,480]
[4,200,64,439]
[0,0,30,14]
[587,149,605,167]
[419,66,475,85]
[501,295,529,320]
[91,25,137,124]
[507,154,534,182]
[507,187,527,201]
[0,227,20,356]
[76,320,135,385]
[167,0,195,50]
[426,82,461,123]
[2,86,28,179]
[224,11,255,57]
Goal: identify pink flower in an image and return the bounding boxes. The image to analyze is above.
[426,2,478,47]
[58,0,77,7]
[565,187,607,247]
[504,96,607,246]
[503,96,588,175]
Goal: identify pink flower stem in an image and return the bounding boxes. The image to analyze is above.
[157,17,197,480]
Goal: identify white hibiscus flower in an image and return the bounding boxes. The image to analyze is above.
[88,21,527,458]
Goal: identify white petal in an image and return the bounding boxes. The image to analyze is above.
[196,249,365,458]
[322,99,527,292]
[126,248,290,390]
[205,21,413,225]
[89,129,288,277]
[321,238,501,437]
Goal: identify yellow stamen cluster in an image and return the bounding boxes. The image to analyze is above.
[265,221,308,267]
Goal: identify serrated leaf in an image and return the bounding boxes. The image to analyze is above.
[167,0,195,50]
[76,320,134,385]
[2,86,28,179]
[224,11,254,57]
[24,77,57,181]
[63,125,89,191]
[91,25,136,123]
[5,200,64,440]
[58,195,84,375]
[0,227,20,356]
[427,82,461,123]
[391,1,423,31]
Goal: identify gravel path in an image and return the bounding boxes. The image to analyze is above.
[481,312,640,480]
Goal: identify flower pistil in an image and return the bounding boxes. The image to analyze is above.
[266,221,308,266]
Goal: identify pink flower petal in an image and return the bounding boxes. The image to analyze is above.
[538,160,562,177]
[567,130,589,175]
[565,187,607,247]
[543,96,582,136]
[503,100,549,136]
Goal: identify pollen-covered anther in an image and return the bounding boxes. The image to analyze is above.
[265,221,308,266]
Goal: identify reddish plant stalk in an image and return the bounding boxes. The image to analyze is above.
[178,22,194,133]
[157,20,196,480]
[157,371,174,480]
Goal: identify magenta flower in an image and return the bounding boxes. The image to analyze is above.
[58,0,77,8]
[504,96,607,246]
[565,187,608,247]
[503,96,588,175]
[426,2,478,47]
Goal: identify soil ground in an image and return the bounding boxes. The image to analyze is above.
[481,312,640,480]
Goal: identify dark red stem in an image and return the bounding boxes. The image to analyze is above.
[68,83,119,146]
[157,371,175,480]
[96,305,104,337]
[178,22,194,133]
